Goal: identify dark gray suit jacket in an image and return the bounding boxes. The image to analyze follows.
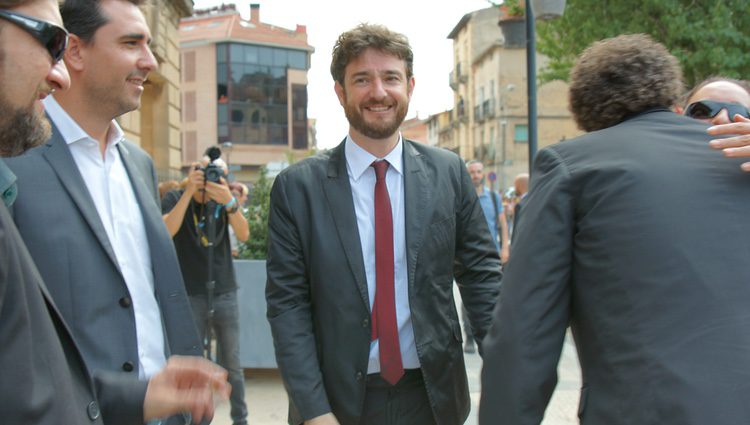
[1,198,147,424]
[266,139,502,425]
[480,110,750,424]
[5,123,201,377]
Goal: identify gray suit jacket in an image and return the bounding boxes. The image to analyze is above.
[5,123,201,377]
[480,110,750,425]
[266,139,502,425]
[1,196,147,425]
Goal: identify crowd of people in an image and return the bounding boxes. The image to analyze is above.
[2,1,750,425]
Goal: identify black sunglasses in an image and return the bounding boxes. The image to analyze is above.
[685,100,750,120]
[0,9,68,62]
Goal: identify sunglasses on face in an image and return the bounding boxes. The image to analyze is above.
[0,9,68,62]
[684,100,750,121]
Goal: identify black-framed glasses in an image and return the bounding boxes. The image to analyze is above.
[685,100,750,121]
[0,9,68,62]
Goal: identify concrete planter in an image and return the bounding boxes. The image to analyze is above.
[234,259,277,368]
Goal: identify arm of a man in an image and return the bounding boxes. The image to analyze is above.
[498,195,510,264]
[266,173,333,422]
[227,204,249,243]
[95,356,230,425]
[162,165,203,237]
[479,147,574,425]
[452,157,503,349]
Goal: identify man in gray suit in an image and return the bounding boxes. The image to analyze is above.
[480,34,750,425]
[5,0,201,400]
[266,24,501,425]
[0,0,229,423]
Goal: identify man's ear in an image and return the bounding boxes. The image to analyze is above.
[407,76,415,100]
[63,34,85,73]
[673,104,684,115]
[334,81,346,107]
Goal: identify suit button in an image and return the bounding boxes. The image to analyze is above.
[119,297,132,308]
[362,318,369,328]
[355,371,364,382]
[122,361,134,372]
[87,401,101,420]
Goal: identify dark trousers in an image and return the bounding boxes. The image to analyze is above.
[189,292,248,425]
[361,369,436,425]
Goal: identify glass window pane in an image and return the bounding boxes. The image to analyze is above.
[258,47,272,65]
[514,124,528,143]
[273,48,287,67]
[229,43,243,62]
[288,51,306,69]
[217,63,227,84]
[217,103,228,123]
[244,45,258,63]
[216,43,227,63]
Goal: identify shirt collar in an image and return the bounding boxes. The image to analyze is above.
[43,95,124,148]
[344,134,404,181]
[0,159,17,208]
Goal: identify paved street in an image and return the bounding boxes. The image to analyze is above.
[212,332,581,425]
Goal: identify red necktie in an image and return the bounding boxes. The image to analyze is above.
[370,160,404,385]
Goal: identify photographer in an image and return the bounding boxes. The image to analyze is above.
[162,148,249,425]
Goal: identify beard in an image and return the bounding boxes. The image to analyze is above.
[343,97,409,140]
[0,99,50,157]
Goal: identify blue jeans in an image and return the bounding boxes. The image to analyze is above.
[189,291,248,425]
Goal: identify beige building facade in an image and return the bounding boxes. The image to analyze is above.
[179,4,314,182]
[445,6,581,191]
[118,0,192,181]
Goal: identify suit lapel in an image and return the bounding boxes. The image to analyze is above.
[402,141,430,285]
[42,126,121,272]
[322,140,370,310]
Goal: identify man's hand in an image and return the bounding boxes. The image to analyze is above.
[184,162,205,196]
[501,245,510,264]
[204,177,234,205]
[708,115,750,171]
[143,355,231,423]
[304,413,341,425]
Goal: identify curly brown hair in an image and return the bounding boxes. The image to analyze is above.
[330,23,413,85]
[569,34,684,132]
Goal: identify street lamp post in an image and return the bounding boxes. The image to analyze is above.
[221,141,233,178]
[524,0,566,173]
[525,1,538,173]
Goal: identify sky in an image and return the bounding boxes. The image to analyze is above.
[192,0,496,149]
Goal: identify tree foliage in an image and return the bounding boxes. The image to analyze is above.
[238,166,272,260]
[536,0,750,87]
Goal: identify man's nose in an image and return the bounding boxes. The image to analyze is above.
[47,59,71,91]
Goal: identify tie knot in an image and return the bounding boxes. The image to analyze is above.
[371,160,389,181]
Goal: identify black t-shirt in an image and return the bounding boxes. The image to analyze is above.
[162,189,237,296]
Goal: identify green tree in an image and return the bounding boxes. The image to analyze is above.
[238,166,272,259]
[535,0,750,87]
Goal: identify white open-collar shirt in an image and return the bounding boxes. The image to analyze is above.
[44,96,166,378]
[345,134,420,373]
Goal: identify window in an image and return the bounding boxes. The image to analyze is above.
[183,51,195,82]
[514,124,528,143]
[216,43,308,146]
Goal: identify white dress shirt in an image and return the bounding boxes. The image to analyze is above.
[44,96,166,378]
[345,135,420,373]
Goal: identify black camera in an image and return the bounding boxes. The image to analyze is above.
[196,146,223,183]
